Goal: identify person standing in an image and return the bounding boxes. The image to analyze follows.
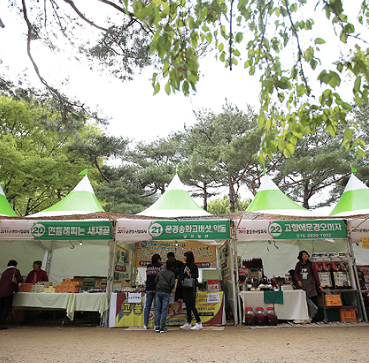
[167,252,184,278]
[0,260,23,330]
[178,251,203,330]
[294,250,324,309]
[25,260,48,283]
[143,254,162,329]
[154,259,175,333]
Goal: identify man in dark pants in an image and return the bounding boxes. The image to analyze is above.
[0,260,23,329]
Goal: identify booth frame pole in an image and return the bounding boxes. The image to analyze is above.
[346,236,368,322]
[106,239,117,327]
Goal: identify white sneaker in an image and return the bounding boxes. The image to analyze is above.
[191,323,203,330]
[143,325,149,330]
[180,322,192,329]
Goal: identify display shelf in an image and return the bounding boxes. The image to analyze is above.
[319,289,362,323]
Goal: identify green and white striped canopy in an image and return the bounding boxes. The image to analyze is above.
[138,174,211,218]
[0,183,17,216]
[246,174,315,216]
[330,173,369,216]
[28,175,104,217]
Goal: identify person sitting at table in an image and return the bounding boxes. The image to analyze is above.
[25,260,49,283]
[0,260,23,330]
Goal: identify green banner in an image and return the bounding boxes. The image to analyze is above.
[148,220,230,240]
[267,220,346,240]
[31,221,112,240]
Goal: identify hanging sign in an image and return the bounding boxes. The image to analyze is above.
[237,220,346,241]
[0,219,112,240]
[362,237,369,249]
[31,221,112,240]
[116,219,230,242]
[218,240,231,280]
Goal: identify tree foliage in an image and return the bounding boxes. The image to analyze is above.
[0,93,95,215]
[207,195,251,214]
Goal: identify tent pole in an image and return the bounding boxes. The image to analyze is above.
[346,235,368,322]
[105,239,117,327]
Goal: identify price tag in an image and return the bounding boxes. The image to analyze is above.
[207,293,221,304]
[128,292,142,304]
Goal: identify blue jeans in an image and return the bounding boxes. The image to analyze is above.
[144,292,155,326]
[154,291,170,329]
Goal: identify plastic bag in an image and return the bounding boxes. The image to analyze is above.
[306,297,318,318]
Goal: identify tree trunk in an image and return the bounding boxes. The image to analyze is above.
[203,182,208,211]
[303,182,310,209]
[229,183,236,213]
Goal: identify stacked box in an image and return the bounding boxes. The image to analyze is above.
[317,294,342,307]
[339,308,357,322]
[19,283,35,292]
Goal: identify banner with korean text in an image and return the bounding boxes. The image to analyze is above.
[133,241,217,268]
[111,291,225,327]
[115,219,230,242]
[0,219,113,240]
[237,220,347,242]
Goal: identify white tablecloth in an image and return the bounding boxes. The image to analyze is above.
[239,290,309,322]
[13,292,108,321]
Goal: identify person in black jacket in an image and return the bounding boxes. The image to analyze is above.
[167,252,184,278]
[144,254,162,329]
[178,251,203,330]
[154,259,175,333]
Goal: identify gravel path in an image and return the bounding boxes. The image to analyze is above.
[1,323,369,363]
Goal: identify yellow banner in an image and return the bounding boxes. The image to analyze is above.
[115,292,224,327]
[362,237,369,249]
[133,241,216,268]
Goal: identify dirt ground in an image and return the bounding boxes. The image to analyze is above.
[1,323,369,363]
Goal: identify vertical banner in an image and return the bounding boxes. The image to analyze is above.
[218,240,231,280]
[114,244,130,283]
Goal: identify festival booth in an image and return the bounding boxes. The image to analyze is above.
[329,172,369,321]
[234,174,362,324]
[0,175,112,325]
[109,174,235,328]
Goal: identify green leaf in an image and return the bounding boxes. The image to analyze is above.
[344,128,353,140]
[165,82,171,95]
[315,38,326,44]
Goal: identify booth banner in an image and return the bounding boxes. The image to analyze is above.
[237,220,347,241]
[114,244,130,282]
[116,219,230,242]
[113,291,224,327]
[348,220,369,243]
[0,219,113,240]
[134,241,216,268]
[218,240,231,280]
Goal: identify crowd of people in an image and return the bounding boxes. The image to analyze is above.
[144,251,203,333]
[0,260,48,330]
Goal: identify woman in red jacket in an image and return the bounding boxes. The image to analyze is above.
[0,260,23,329]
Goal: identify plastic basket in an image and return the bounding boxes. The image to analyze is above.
[339,308,356,322]
[318,294,342,307]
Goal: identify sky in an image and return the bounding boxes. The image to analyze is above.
[0,1,365,212]
[0,2,261,144]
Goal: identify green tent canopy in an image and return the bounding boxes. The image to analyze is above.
[28,175,104,217]
[330,173,369,216]
[0,183,17,216]
[246,174,316,216]
[138,174,211,218]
